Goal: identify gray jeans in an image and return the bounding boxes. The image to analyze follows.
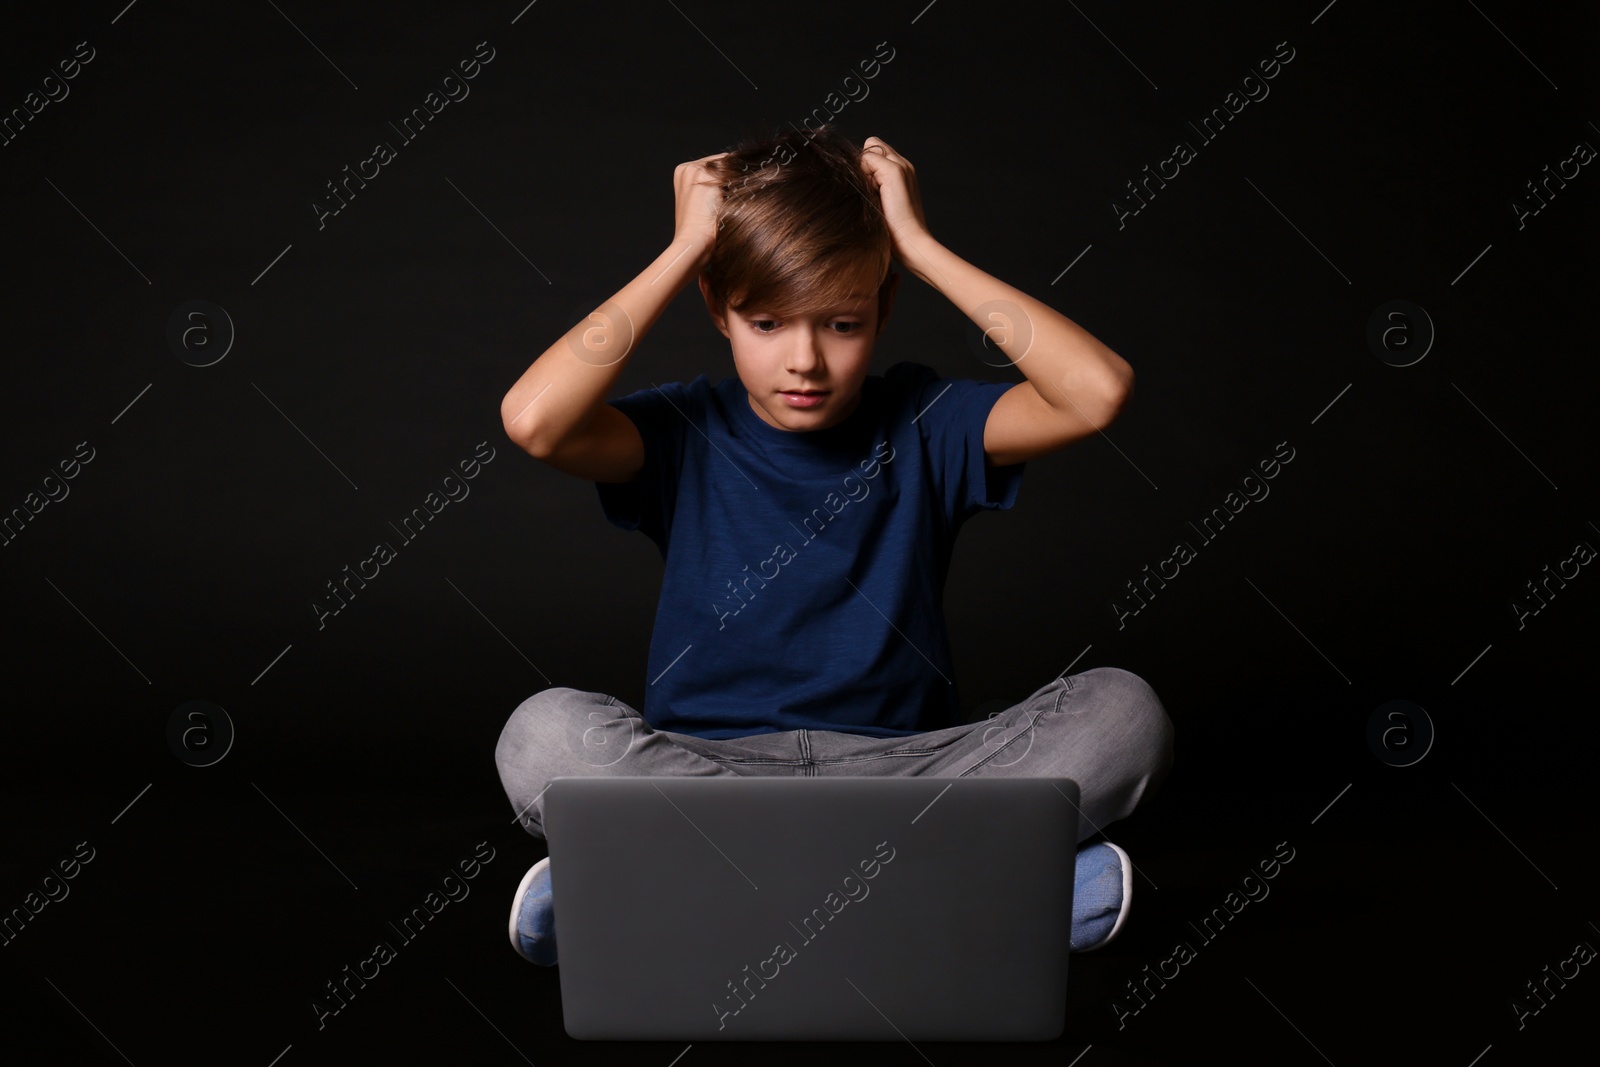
[495,667,1175,847]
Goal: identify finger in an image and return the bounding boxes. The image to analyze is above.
[858,146,898,182]
[680,152,727,175]
[861,166,888,193]
[863,136,900,158]
[864,147,911,181]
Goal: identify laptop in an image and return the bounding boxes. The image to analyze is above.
[544,776,1079,1041]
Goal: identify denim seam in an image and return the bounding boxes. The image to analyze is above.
[957,700,1058,777]
[806,748,962,767]
[699,756,812,766]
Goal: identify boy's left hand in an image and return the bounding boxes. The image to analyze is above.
[860,136,934,262]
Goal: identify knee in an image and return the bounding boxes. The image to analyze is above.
[494,687,578,785]
[494,687,640,786]
[1085,667,1174,779]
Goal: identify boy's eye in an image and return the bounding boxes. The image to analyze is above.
[746,318,861,335]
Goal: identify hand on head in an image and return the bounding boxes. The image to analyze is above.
[858,136,932,257]
[672,152,730,271]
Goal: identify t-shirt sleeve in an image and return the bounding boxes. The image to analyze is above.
[593,378,697,549]
[897,361,1025,524]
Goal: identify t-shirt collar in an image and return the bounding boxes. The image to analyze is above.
[721,375,877,459]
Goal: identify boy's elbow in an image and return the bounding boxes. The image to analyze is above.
[1098,369,1133,426]
[499,395,543,456]
[1107,354,1134,402]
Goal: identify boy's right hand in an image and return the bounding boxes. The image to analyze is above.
[673,152,729,270]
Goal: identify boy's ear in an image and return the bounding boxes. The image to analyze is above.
[698,275,731,339]
[875,271,901,337]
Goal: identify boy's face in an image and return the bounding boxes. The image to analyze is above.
[699,272,899,433]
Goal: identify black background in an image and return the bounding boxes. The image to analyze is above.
[1,1,1595,1063]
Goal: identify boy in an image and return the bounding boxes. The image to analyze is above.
[495,127,1174,967]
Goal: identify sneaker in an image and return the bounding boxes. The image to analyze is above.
[507,856,557,965]
[1070,841,1132,953]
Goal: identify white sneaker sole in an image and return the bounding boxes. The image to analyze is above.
[507,856,551,955]
[1076,840,1133,953]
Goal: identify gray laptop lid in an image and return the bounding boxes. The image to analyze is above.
[545,776,1078,1041]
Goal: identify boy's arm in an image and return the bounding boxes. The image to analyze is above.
[857,137,1133,468]
[499,155,725,476]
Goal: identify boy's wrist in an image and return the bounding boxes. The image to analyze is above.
[895,230,946,285]
[668,231,715,273]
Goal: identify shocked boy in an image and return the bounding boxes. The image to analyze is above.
[495,126,1174,967]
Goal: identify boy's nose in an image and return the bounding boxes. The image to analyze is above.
[785,335,825,373]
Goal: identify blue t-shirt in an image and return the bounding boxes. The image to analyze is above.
[596,360,1024,739]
